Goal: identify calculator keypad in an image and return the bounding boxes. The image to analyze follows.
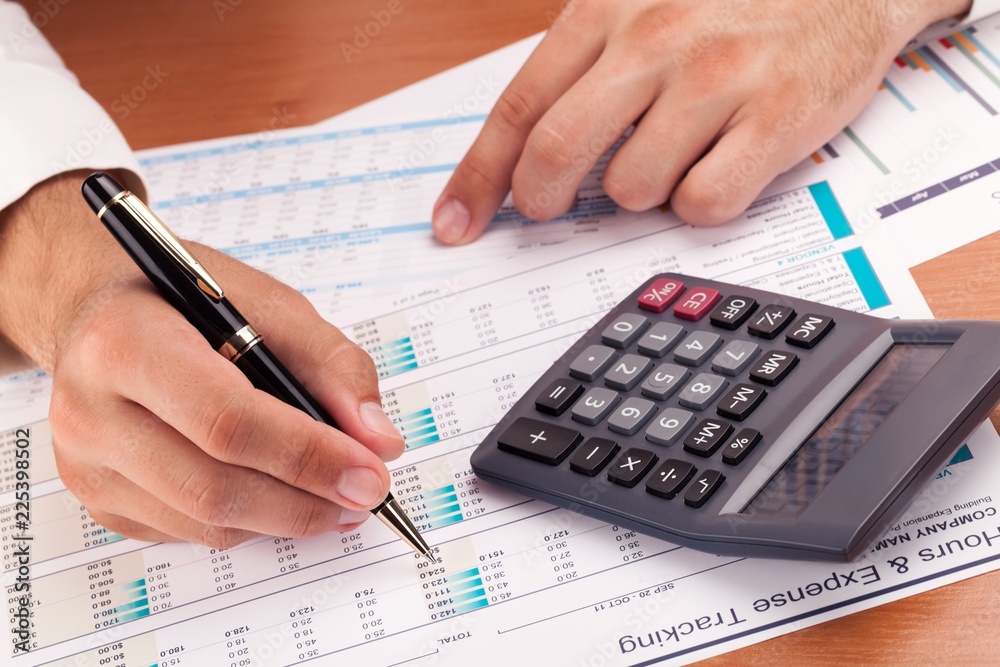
[493,278,833,514]
[569,345,617,381]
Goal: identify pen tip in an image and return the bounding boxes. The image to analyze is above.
[424,551,439,565]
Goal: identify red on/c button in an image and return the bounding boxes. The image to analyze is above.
[674,287,722,321]
[637,278,685,313]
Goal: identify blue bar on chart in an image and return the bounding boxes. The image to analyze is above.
[90,526,127,549]
[374,336,419,378]
[410,484,464,531]
[916,46,997,115]
[113,578,151,624]
[807,182,854,240]
[437,567,489,617]
[397,407,442,449]
[842,248,890,311]
[881,78,916,111]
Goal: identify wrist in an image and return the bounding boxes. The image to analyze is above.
[0,170,137,371]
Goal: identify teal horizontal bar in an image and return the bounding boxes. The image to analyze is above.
[422,484,456,499]
[424,492,459,510]
[445,567,481,585]
[400,415,435,430]
[114,598,149,614]
[450,576,484,593]
[401,407,433,420]
[122,578,147,590]
[385,345,415,359]
[383,361,419,377]
[117,607,151,623]
[407,433,440,449]
[381,337,413,350]
[426,504,462,520]
[384,352,417,367]
[404,424,439,440]
[430,512,465,530]
[451,597,489,615]
[451,588,486,604]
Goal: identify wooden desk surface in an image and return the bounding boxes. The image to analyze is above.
[24,0,1000,662]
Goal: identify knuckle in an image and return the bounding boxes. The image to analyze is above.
[490,85,543,136]
[199,524,251,550]
[524,122,579,176]
[283,435,326,489]
[618,4,689,56]
[603,163,661,212]
[284,501,333,538]
[673,177,740,226]
[199,393,254,462]
[89,512,160,543]
[48,385,87,445]
[179,470,243,526]
[70,308,129,374]
[310,332,379,398]
[455,149,509,198]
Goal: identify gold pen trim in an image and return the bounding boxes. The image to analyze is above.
[219,324,263,363]
[96,189,128,220]
[102,190,225,301]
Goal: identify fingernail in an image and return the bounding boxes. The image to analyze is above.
[433,197,470,244]
[337,467,384,507]
[339,508,370,528]
[361,401,403,440]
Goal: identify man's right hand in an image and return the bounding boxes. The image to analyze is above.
[0,171,405,548]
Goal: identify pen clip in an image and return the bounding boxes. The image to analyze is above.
[104,191,225,300]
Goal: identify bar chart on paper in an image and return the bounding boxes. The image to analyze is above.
[801,16,1000,213]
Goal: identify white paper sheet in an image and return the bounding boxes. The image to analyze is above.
[7,12,1000,667]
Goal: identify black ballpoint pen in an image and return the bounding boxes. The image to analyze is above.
[81,171,436,565]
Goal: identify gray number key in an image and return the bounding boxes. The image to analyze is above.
[608,397,657,435]
[604,354,653,390]
[640,363,690,400]
[678,373,728,410]
[674,331,722,366]
[570,345,617,381]
[645,408,695,446]
[601,314,649,348]
[637,322,684,357]
[711,340,760,376]
[571,387,621,425]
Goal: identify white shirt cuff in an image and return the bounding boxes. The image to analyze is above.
[0,4,145,211]
[910,0,1000,49]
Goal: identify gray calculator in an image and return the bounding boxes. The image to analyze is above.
[470,273,1000,561]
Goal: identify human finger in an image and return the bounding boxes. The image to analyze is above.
[72,291,392,514]
[432,9,607,245]
[601,82,737,212]
[106,400,371,537]
[208,252,406,463]
[509,46,661,221]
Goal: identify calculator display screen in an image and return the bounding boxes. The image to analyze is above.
[742,344,949,517]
